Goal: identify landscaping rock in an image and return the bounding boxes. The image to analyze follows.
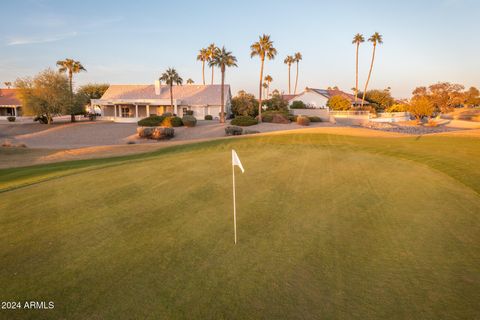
[151,127,175,139]
[137,126,174,139]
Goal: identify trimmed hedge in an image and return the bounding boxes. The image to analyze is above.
[182,115,197,127]
[162,116,183,127]
[7,116,16,122]
[204,115,213,120]
[296,115,310,126]
[308,116,322,122]
[138,115,165,126]
[231,115,258,126]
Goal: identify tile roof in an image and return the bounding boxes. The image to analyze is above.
[100,84,231,106]
[281,94,298,101]
[0,89,21,106]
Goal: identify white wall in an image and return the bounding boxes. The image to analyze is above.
[289,92,329,109]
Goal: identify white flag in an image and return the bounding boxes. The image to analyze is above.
[232,150,245,173]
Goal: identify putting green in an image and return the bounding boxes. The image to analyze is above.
[1,132,479,319]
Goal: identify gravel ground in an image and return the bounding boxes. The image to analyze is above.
[1,119,337,149]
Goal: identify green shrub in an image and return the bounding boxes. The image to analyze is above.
[185,110,194,116]
[162,116,183,127]
[7,116,16,122]
[260,111,290,123]
[231,115,258,126]
[308,116,322,122]
[204,115,213,120]
[182,115,197,127]
[288,114,298,122]
[137,115,165,126]
[296,115,310,126]
[290,101,307,109]
[225,126,243,136]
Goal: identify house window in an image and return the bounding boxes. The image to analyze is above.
[121,106,131,117]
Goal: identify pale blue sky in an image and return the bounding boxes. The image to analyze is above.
[1,0,479,98]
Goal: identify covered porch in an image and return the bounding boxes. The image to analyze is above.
[91,98,179,123]
[0,105,21,117]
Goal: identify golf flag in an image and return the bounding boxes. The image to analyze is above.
[232,150,245,173]
[231,150,244,244]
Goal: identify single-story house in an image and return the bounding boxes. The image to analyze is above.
[286,87,367,109]
[0,89,22,118]
[92,81,232,122]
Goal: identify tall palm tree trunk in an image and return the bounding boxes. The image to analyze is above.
[354,43,359,104]
[294,62,299,94]
[287,66,291,94]
[69,71,75,122]
[258,58,265,122]
[220,68,225,124]
[202,61,205,85]
[170,84,174,112]
[361,44,376,107]
[211,66,214,85]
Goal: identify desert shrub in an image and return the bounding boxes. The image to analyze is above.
[288,114,298,122]
[225,126,243,136]
[386,103,407,112]
[204,115,213,120]
[7,116,16,122]
[243,129,260,135]
[296,115,310,126]
[290,101,307,109]
[137,115,165,127]
[260,111,290,123]
[185,110,194,116]
[126,141,136,144]
[182,115,197,127]
[231,115,258,126]
[161,116,183,127]
[34,115,49,124]
[308,116,322,122]
[327,96,351,110]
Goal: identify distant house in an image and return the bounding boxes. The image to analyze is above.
[0,89,22,118]
[92,81,232,123]
[287,87,366,109]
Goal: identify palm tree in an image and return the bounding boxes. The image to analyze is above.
[352,33,365,105]
[186,78,194,84]
[4,82,12,89]
[293,52,302,94]
[56,58,86,122]
[263,82,269,98]
[207,43,219,85]
[209,46,237,123]
[284,55,294,94]
[361,32,383,107]
[159,68,183,112]
[264,75,273,98]
[251,34,277,122]
[196,48,208,85]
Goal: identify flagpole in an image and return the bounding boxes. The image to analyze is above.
[232,160,237,244]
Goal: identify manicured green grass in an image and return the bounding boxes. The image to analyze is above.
[1,132,479,319]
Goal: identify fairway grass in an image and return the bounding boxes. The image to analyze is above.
[1,132,479,319]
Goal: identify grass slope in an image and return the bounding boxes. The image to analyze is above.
[1,132,479,319]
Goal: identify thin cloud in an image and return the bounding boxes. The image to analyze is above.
[7,32,77,46]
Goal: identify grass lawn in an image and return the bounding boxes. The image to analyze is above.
[1,130,479,319]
